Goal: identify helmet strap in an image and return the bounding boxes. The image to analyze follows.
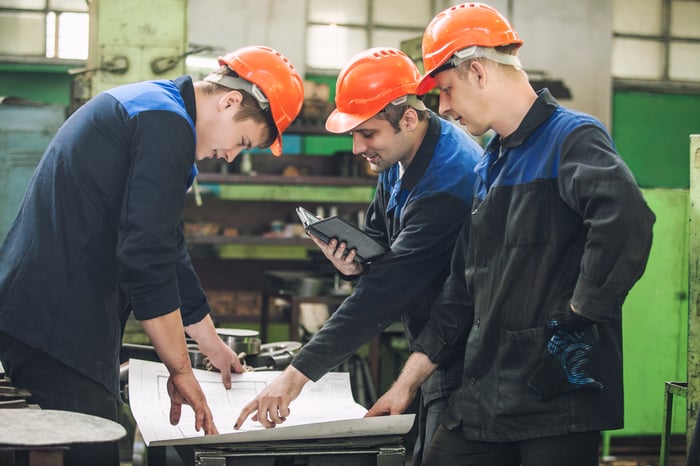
[203,73,270,111]
[450,45,523,71]
[389,94,427,111]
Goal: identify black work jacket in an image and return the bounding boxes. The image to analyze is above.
[292,115,482,404]
[416,90,656,440]
[0,76,209,399]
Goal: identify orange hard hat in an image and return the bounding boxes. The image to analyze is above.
[325,47,423,134]
[416,2,523,94]
[218,46,304,155]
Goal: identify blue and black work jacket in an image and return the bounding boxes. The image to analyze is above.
[0,76,209,399]
[292,114,482,404]
[415,89,655,440]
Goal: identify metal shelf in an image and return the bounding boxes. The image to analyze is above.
[194,174,376,203]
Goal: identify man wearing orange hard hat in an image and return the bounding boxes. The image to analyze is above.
[366,4,655,465]
[235,46,482,465]
[0,45,303,466]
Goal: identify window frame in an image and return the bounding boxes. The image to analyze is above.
[613,0,700,94]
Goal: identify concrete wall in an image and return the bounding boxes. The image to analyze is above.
[188,0,307,77]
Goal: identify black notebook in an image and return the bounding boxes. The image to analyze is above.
[296,206,388,263]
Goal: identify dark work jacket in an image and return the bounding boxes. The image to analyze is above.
[292,115,482,404]
[0,76,210,400]
[415,90,656,440]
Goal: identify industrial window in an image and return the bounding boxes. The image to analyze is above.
[305,0,436,73]
[0,0,88,60]
[613,0,700,91]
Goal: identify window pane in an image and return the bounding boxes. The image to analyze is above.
[372,29,423,50]
[671,1,700,38]
[0,12,45,55]
[613,0,662,35]
[306,25,367,69]
[57,11,87,59]
[48,0,88,11]
[308,0,367,24]
[373,0,432,28]
[669,42,700,81]
[612,38,664,79]
[0,0,45,8]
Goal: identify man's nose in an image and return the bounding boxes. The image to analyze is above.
[352,134,366,155]
[226,148,243,160]
[438,93,452,118]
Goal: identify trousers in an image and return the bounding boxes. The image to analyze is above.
[424,423,600,466]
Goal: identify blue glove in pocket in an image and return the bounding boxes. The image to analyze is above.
[527,312,604,402]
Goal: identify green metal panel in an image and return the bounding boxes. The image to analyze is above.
[212,183,375,203]
[87,0,188,96]
[0,102,65,242]
[215,244,310,260]
[611,188,688,436]
[0,64,75,107]
[613,92,700,190]
[303,134,352,155]
[688,134,700,445]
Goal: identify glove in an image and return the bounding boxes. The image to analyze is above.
[527,308,604,402]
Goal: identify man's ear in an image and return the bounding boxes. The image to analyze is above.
[469,60,488,88]
[219,90,243,111]
[401,107,419,131]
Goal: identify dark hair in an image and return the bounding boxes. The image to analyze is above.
[198,65,277,148]
[376,104,429,133]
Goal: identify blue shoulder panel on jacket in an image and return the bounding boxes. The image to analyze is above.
[474,108,607,199]
[106,80,195,135]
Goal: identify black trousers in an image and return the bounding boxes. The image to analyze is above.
[0,331,121,466]
[424,423,600,466]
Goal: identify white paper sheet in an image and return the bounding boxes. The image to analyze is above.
[128,359,413,446]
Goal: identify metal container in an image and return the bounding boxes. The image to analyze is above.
[216,328,262,355]
[187,344,206,370]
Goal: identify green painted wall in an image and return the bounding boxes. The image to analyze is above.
[613,92,700,190]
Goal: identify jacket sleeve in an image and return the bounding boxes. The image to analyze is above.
[558,124,655,322]
[414,216,474,366]
[117,110,195,321]
[175,219,211,326]
[292,192,470,381]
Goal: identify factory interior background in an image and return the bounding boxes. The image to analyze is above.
[0,0,699,465]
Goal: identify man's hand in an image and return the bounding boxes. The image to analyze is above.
[234,366,309,429]
[308,233,364,276]
[185,314,245,389]
[201,339,244,389]
[527,307,604,401]
[166,371,218,435]
[142,310,219,435]
[365,383,417,418]
[366,352,436,418]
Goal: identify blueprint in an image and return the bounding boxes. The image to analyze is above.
[127,359,414,446]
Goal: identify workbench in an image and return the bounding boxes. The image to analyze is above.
[143,414,415,466]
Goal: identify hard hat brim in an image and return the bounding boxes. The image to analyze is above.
[325,108,370,134]
[416,74,437,96]
[270,136,283,156]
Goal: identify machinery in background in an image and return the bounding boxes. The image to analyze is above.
[69,0,189,113]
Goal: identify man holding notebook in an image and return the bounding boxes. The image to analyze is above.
[235,47,482,465]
